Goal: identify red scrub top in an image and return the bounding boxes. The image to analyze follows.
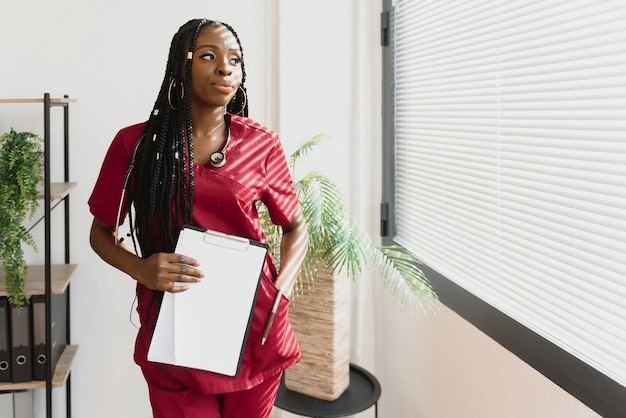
[88,115,301,393]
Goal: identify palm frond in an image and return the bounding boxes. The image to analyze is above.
[288,134,329,171]
[373,245,438,314]
[325,212,372,279]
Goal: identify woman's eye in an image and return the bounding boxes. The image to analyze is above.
[230,56,241,66]
[201,52,215,61]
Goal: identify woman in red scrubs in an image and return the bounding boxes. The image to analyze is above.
[88,19,308,418]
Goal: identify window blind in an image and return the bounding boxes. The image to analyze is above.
[391,0,626,386]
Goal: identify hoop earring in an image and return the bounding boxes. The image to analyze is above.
[228,86,247,116]
[168,79,184,110]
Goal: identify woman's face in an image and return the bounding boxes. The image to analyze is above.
[190,25,243,109]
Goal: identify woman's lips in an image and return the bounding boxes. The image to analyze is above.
[213,82,233,94]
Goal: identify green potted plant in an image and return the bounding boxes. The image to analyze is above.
[0,128,44,307]
[258,134,438,400]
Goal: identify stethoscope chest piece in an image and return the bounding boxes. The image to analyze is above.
[209,151,226,168]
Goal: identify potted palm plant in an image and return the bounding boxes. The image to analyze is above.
[0,128,44,307]
[258,134,437,401]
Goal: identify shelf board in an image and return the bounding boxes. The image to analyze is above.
[36,182,77,200]
[0,264,77,296]
[0,345,78,390]
[52,345,78,387]
[0,98,76,104]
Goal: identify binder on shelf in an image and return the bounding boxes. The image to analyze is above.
[9,300,33,383]
[13,390,34,418]
[148,226,268,377]
[32,293,67,381]
[0,297,11,382]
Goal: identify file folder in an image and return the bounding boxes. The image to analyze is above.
[0,297,11,382]
[148,226,268,377]
[10,301,33,383]
[32,293,67,381]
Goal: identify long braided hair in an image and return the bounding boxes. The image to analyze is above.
[129,19,248,258]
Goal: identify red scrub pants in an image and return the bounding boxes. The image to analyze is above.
[142,366,283,418]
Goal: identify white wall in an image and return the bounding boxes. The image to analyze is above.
[0,1,602,417]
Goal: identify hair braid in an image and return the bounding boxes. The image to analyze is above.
[222,22,249,117]
[181,19,207,225]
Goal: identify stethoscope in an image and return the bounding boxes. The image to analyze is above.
[114,133,144,245]
[208,115,231,168]
[114,117,231,245]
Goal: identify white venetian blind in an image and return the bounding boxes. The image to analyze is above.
[391,0,626,386]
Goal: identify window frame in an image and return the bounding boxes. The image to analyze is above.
[380,1,626,416]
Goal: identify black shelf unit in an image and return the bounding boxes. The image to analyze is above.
[0,93,78,418]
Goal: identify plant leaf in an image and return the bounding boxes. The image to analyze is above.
[0,128,44,307]
[288,134,329,171]
[373,245,438,314]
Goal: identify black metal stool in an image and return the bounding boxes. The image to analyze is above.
[274,363,381,418]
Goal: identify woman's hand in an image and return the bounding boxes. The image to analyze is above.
[134,252,204,293]
[89,218,204,293]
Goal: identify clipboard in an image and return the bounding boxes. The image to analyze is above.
[148,225,268,377]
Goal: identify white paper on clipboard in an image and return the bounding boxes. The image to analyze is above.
[148,226,268,377]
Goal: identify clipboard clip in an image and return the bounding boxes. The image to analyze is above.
[203,229,250,251]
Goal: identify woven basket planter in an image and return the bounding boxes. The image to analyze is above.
[284,270,351,401]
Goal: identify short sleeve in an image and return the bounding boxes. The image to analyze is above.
[88,123,145,227]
